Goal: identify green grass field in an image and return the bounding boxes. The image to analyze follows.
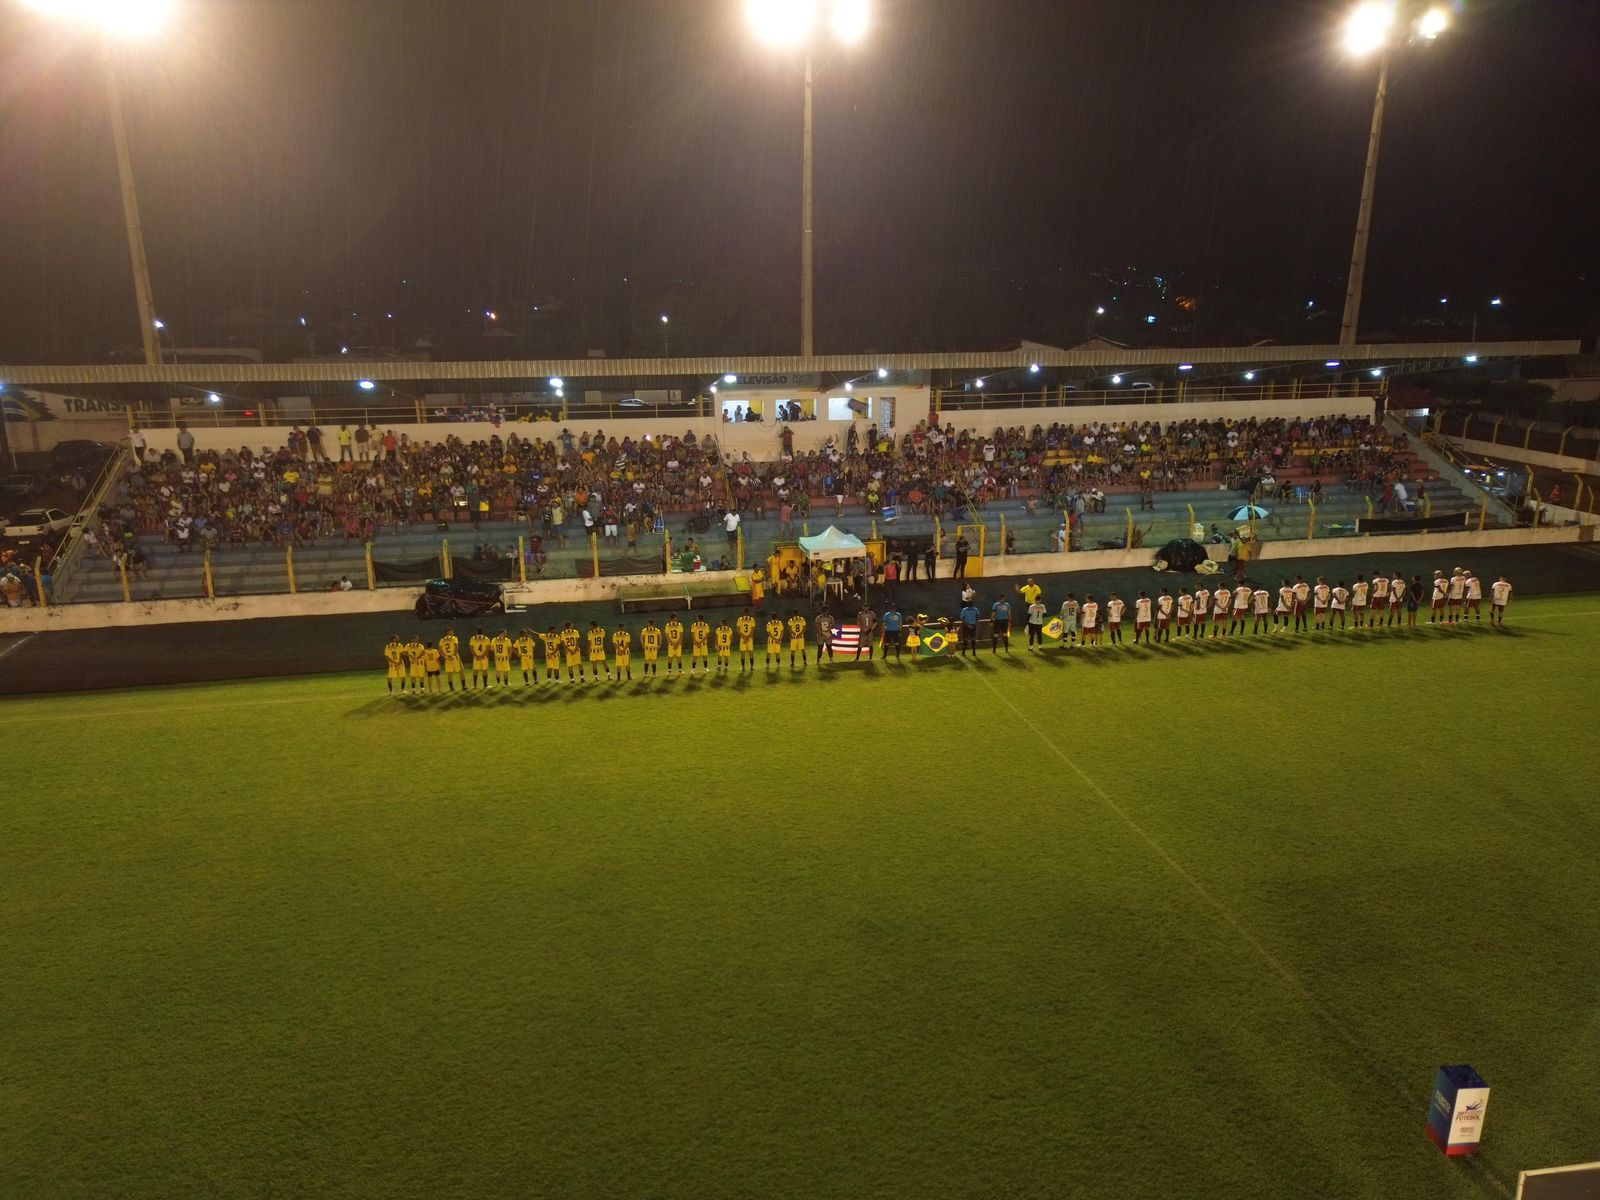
[5,597,1599,1199]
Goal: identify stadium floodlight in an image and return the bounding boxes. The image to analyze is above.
[1417,5,1448,39]
[747,0,815,46]
[484,309,497,320]
[1177,363,1193,372]
[1490,297,1502,306]
[20,0,175,39]
[974,378,984,389]
[659,313,669,323]
[709,384,718,394]
[876,367,888,378]
[1144,314,1157,324]
[1326,360,1342,368]
[358,379,377,391]
[549,376,564,388]
[151,317,164,330]
[1243,371,1256,381]
[1095,306,1106,315]
[206,392,220,404]
[1343,1,1395,57]
[1465,354,1479,363]
[1370,367,1384,377]
[1028,363,1040,374]
[830,0,868,44]
[724,373,738,383]
[339,346,348,354]
[1110,374,1123,385]
[843,382,853,391]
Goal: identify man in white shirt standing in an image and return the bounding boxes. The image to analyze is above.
[1156,587,1174,643]
[1447,568,1466,624]
[1388,574,1406,626]
[1081,595,1100,646]
[1489,576,1512,625]
[1275,580,1293,633]
[1106,594,1127,645]
[1292,575,1311,633]
[1210,584,1231,639]
[1059,594,1080,647]
[1312,577,1331,630]
[1193,586,1210,640]
[1176,589,1193,638]
[1430,571,1449,624]
[1230,581,1250,636]
[1330,581,1349,629]
[1133,591,1153,645]
[1251,583,1270,634]
[1464,571,1483,620]
[1351,575,1369,628]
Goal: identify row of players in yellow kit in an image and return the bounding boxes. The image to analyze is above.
[383,609,814,692]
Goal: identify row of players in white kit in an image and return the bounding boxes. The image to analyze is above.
[1058,568,1511,643]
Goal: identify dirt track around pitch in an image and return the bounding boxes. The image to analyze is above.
[3,542,1598,697]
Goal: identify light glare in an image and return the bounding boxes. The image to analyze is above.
[358,379,377,391]
[1417,5,1448,38]
[21,0,174,38]
[830,0,868,44]
[1343,1,1395,57]
[746,0,816,46]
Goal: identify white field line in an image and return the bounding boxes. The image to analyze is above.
[0,635,36,664]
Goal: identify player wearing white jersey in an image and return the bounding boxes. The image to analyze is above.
[1447,568,1466,623]
[1133,592,1153,644]
[1251,585,1271,634]
[1330,582,1349,629]
[1230,581,1250,635]
[1351,577,1369,628]
[1156,588,1174,642]
[1292,576,1311,633]
[1176,590,1194,635]
[1387,574,1405,626]
[1489,576,1512,624]
[1210,586,1231,638]
[1312,578,1331,629]
[1464,572,1483,619]
[1430,571,1449,623]
[1275,581,1293,633]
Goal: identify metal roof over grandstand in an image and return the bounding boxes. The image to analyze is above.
[0,340,1579,388]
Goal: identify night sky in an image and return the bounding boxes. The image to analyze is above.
[2,0,1596,364]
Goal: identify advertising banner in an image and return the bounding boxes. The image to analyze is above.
[2,388,130,422]
[1427,1064,1490,1156]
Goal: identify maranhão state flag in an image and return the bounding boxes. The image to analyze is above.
[830,624,861,654]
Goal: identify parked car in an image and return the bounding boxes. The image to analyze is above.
[0,472,42,500]
[48,440,116,472]
[3,507,73,539]
[414,577,506,619]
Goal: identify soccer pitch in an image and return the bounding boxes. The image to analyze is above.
[4,598,1599,1199]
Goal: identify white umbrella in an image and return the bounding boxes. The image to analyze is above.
[1229,504,1269,520]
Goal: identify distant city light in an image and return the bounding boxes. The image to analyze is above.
[358,379,377,391]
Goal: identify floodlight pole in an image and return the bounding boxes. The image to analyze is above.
[102,37,162,367]
[1339,49,1389,349]
[801,48,815,358]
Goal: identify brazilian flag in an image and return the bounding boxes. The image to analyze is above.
[1041,616,1065,644]
[919,628,956,657]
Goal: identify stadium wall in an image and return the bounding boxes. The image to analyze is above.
[3,524,1588,634]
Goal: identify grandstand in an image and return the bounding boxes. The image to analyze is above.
[48,408,1486,604]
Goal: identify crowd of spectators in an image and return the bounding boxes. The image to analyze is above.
[82,413,1420,561]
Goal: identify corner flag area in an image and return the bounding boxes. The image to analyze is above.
[3,550,1598,1197]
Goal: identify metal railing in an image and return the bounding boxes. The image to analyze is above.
[935,381,1376,412]
[43,445,131,602]
[135,398,715,430]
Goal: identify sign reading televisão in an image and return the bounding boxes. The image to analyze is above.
[719,373,820,389]
[1426,1064,1490,1156]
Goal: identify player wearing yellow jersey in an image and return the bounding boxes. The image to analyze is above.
[586,621,609,681]
[639,619,662,677]
[714,619,733,674]
[490,631,513,687]
[560,622,582,682]
[765,616,784,669]
[423,643,443,692]
[736,608,757,673]
[384,635,406,694]
[439,629,464,691]
[405,636,427,689]
[514,630,537,684]
[539,627,562,682]
[787,613,807,670]
[612,626,633,681]
[468,628,492,690]
[689,616,711,675]
[664,614,685,676]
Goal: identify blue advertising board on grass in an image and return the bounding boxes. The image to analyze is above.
[1427,1064,1490,1156]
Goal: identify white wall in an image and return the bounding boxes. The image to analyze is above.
[935,395,1378,435]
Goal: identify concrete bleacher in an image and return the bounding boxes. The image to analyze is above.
[56,451,1483,604]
